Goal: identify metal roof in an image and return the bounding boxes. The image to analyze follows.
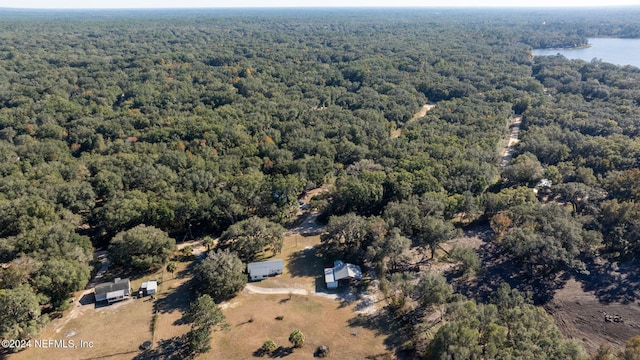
[141,280,157,291]
[324,268,335,283]
[95,278,130,296]
[247,259,284,272]
[333,262,362,281]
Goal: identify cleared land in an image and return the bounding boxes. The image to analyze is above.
[212,292,392,359]
[254,233,324,292]
[390,103,435,139]
[9,264,192,360]
[10,294,154,360]
[453,225,640,356]
[500,115,522,167]
[211,215,392,359]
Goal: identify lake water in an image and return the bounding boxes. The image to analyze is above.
[533,38,640,68]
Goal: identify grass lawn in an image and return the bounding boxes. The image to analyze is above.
[9,261,193,360]
[211,292,392,359]
[210,231,395,359]
[10,297,154,360]
[253,233,328,292]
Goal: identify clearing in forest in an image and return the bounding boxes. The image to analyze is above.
[500,115,522,166]
[390,103,436,139]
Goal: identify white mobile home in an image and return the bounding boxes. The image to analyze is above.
[247,259,284,281]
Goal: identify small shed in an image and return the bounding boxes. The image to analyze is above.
[141,280,157,296]
[95,278,131,303]
[324,268,337,289]
[247,259,284,281]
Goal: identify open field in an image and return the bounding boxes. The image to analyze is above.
[211,292,394,359]
[10,296,154,360]
[546,277,640,353]
[9,263,193,360]
[212,216,394,359]
[454,225,640,355]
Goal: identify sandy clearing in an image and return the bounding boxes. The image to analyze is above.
[500,115,522,167]
[390,103,436,139]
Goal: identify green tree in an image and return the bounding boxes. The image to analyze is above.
[383,272,415,310]
[180,245,193,260]
[218,217,286,262]
[184,295,226,358]
[0,256,38,289]
[599,199,640,257]
[415,216,459,259]
[503,203,600,274]
[261,339,277,355]
[555,182,605,215]
[484,186,538,217]
[166,262,177,279]
[109,225,176,272]
[413,271,452,308]
[427,321,482,360]
[449,247,480,277]
[321,213,379,260]
[33,258,90,310]
[193,249,246,301]
[96,190,149,235]
[383,200,423,236]
[202,236,215,251]
[604,169,640,202]
[366,228,411,272]
[622,336,640,360]
[186,326,212,357]
[424,285,584,360]
[289,329,305,348]
[0,284,44,341]
[184,294,226,331]
[333,171,386,215]
[502,152,544,185]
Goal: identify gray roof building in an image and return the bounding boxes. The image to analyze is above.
[95,278,131,303]
[325,260,362,289]
[247,259,284,281]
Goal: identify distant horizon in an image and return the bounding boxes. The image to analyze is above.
[2,0,640,10]
[4,5,640,9]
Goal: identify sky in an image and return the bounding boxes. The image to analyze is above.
[2,0,640,8]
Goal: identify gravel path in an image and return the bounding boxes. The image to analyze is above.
[244,284,310,296]
[500,115,522,167]
[391,103,436,139]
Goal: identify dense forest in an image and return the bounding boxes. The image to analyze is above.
[1,7,640,359]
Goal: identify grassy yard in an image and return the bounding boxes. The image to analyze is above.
[211,292,392,359]
[209,230,394,359]
[10,296,154,360]
[254,234,326,292]
[9,261,193,360]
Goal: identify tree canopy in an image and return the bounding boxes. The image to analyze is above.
[108,224,176,272]
[218,217,286,262]
[193,249,247,301]
[1,6,640,355]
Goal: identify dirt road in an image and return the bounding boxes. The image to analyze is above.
[500,115,522,166]
[391,103,436,139]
